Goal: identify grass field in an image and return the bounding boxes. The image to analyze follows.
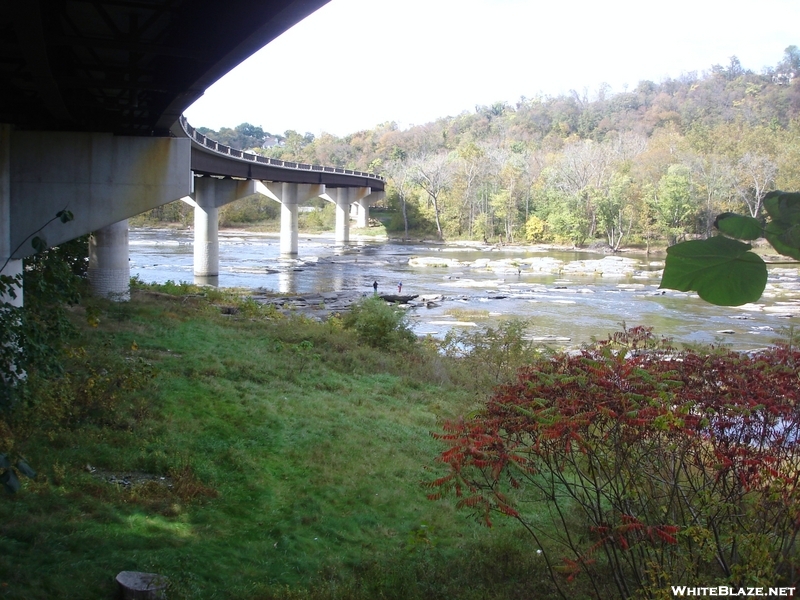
[0,286,574,599]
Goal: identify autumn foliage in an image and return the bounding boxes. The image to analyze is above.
[428,327,800,598]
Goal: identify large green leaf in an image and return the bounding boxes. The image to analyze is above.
[30,236,47,253]
[659,236,768,306]
[714,213,762,240]
[765,222,800,260]
[57,209,74,224]
[760,191,800,261]
[15,459,36,479]
[0,469,20,493]
[763,191,800,225]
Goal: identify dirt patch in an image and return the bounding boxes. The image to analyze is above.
[85,465,173,489]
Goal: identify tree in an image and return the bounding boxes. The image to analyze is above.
[650,164,697,245]
[409,152,453,240]
[725,55,746,80]
[0,210,79,405]
[453,142,487,238]
[545,193,592,247]
[523,214,546,243]
[775,120,800,191]
[342,296,415,350]
[384,159,415,240]
[778,45,800,76]
[596,173,636,251]
[487,147,526,243]
[686,152,736,237]
[195,123,269,151]
[235,122,267,150]
[550,139,614,240]
[282,130,310,157]
[734,152,777,217]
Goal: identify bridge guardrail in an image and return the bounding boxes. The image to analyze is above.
[178,115,385,182]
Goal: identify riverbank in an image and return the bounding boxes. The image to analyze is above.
[128,227,800,351]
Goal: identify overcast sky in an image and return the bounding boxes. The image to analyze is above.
[183,0,800,137]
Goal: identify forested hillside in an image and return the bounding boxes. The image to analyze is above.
[196,46,800,249]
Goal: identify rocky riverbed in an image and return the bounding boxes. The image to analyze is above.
[244,252,800,350]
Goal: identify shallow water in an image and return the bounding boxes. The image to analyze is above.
[129,228,800,351]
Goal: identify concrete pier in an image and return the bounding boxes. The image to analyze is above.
[354,190,385,228]
[88,219,130,301]
[190,176,257,281]
[257,182,325,256]
[193,177,220,279]
[323,187,370,243]
[0,124,21,307]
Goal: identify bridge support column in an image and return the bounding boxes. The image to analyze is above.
[351,203,365,228]
[323,187,370,243]
[193,177,219,279]
[0,123,24,384]
[280,191,297,255]
[354,190,385,229]
[335,192,350,242]
[256,182,324,256]
[191,176,256,282]
[0,124,21,307]
[88,219,130,301]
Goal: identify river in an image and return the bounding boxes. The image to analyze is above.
[129,228,800,351]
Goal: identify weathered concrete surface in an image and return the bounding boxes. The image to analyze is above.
[88,219,131,300]
[10,132,191,257]
[0,124,22,305]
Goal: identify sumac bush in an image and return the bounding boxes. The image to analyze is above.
[428,327,800,599]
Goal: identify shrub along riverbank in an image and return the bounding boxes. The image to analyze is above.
[2,280,798,599]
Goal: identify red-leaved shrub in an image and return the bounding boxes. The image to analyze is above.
[428,327,800,598]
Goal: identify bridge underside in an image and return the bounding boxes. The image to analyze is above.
[1,0,331,136]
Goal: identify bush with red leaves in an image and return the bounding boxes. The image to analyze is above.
[428,327,800,599]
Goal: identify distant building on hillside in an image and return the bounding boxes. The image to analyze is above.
[773,72,796,85]
[262,136,284,148]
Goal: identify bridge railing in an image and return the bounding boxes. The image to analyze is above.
[178,115,384,182]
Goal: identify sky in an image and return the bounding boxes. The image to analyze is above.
[183,0,800,138]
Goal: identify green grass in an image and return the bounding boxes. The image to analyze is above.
[350,223,388,238]
[444,308,491,320]
[0,289,566,599]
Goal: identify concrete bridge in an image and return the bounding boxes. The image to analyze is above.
[0,0,384,303]
[174,116,384,286]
